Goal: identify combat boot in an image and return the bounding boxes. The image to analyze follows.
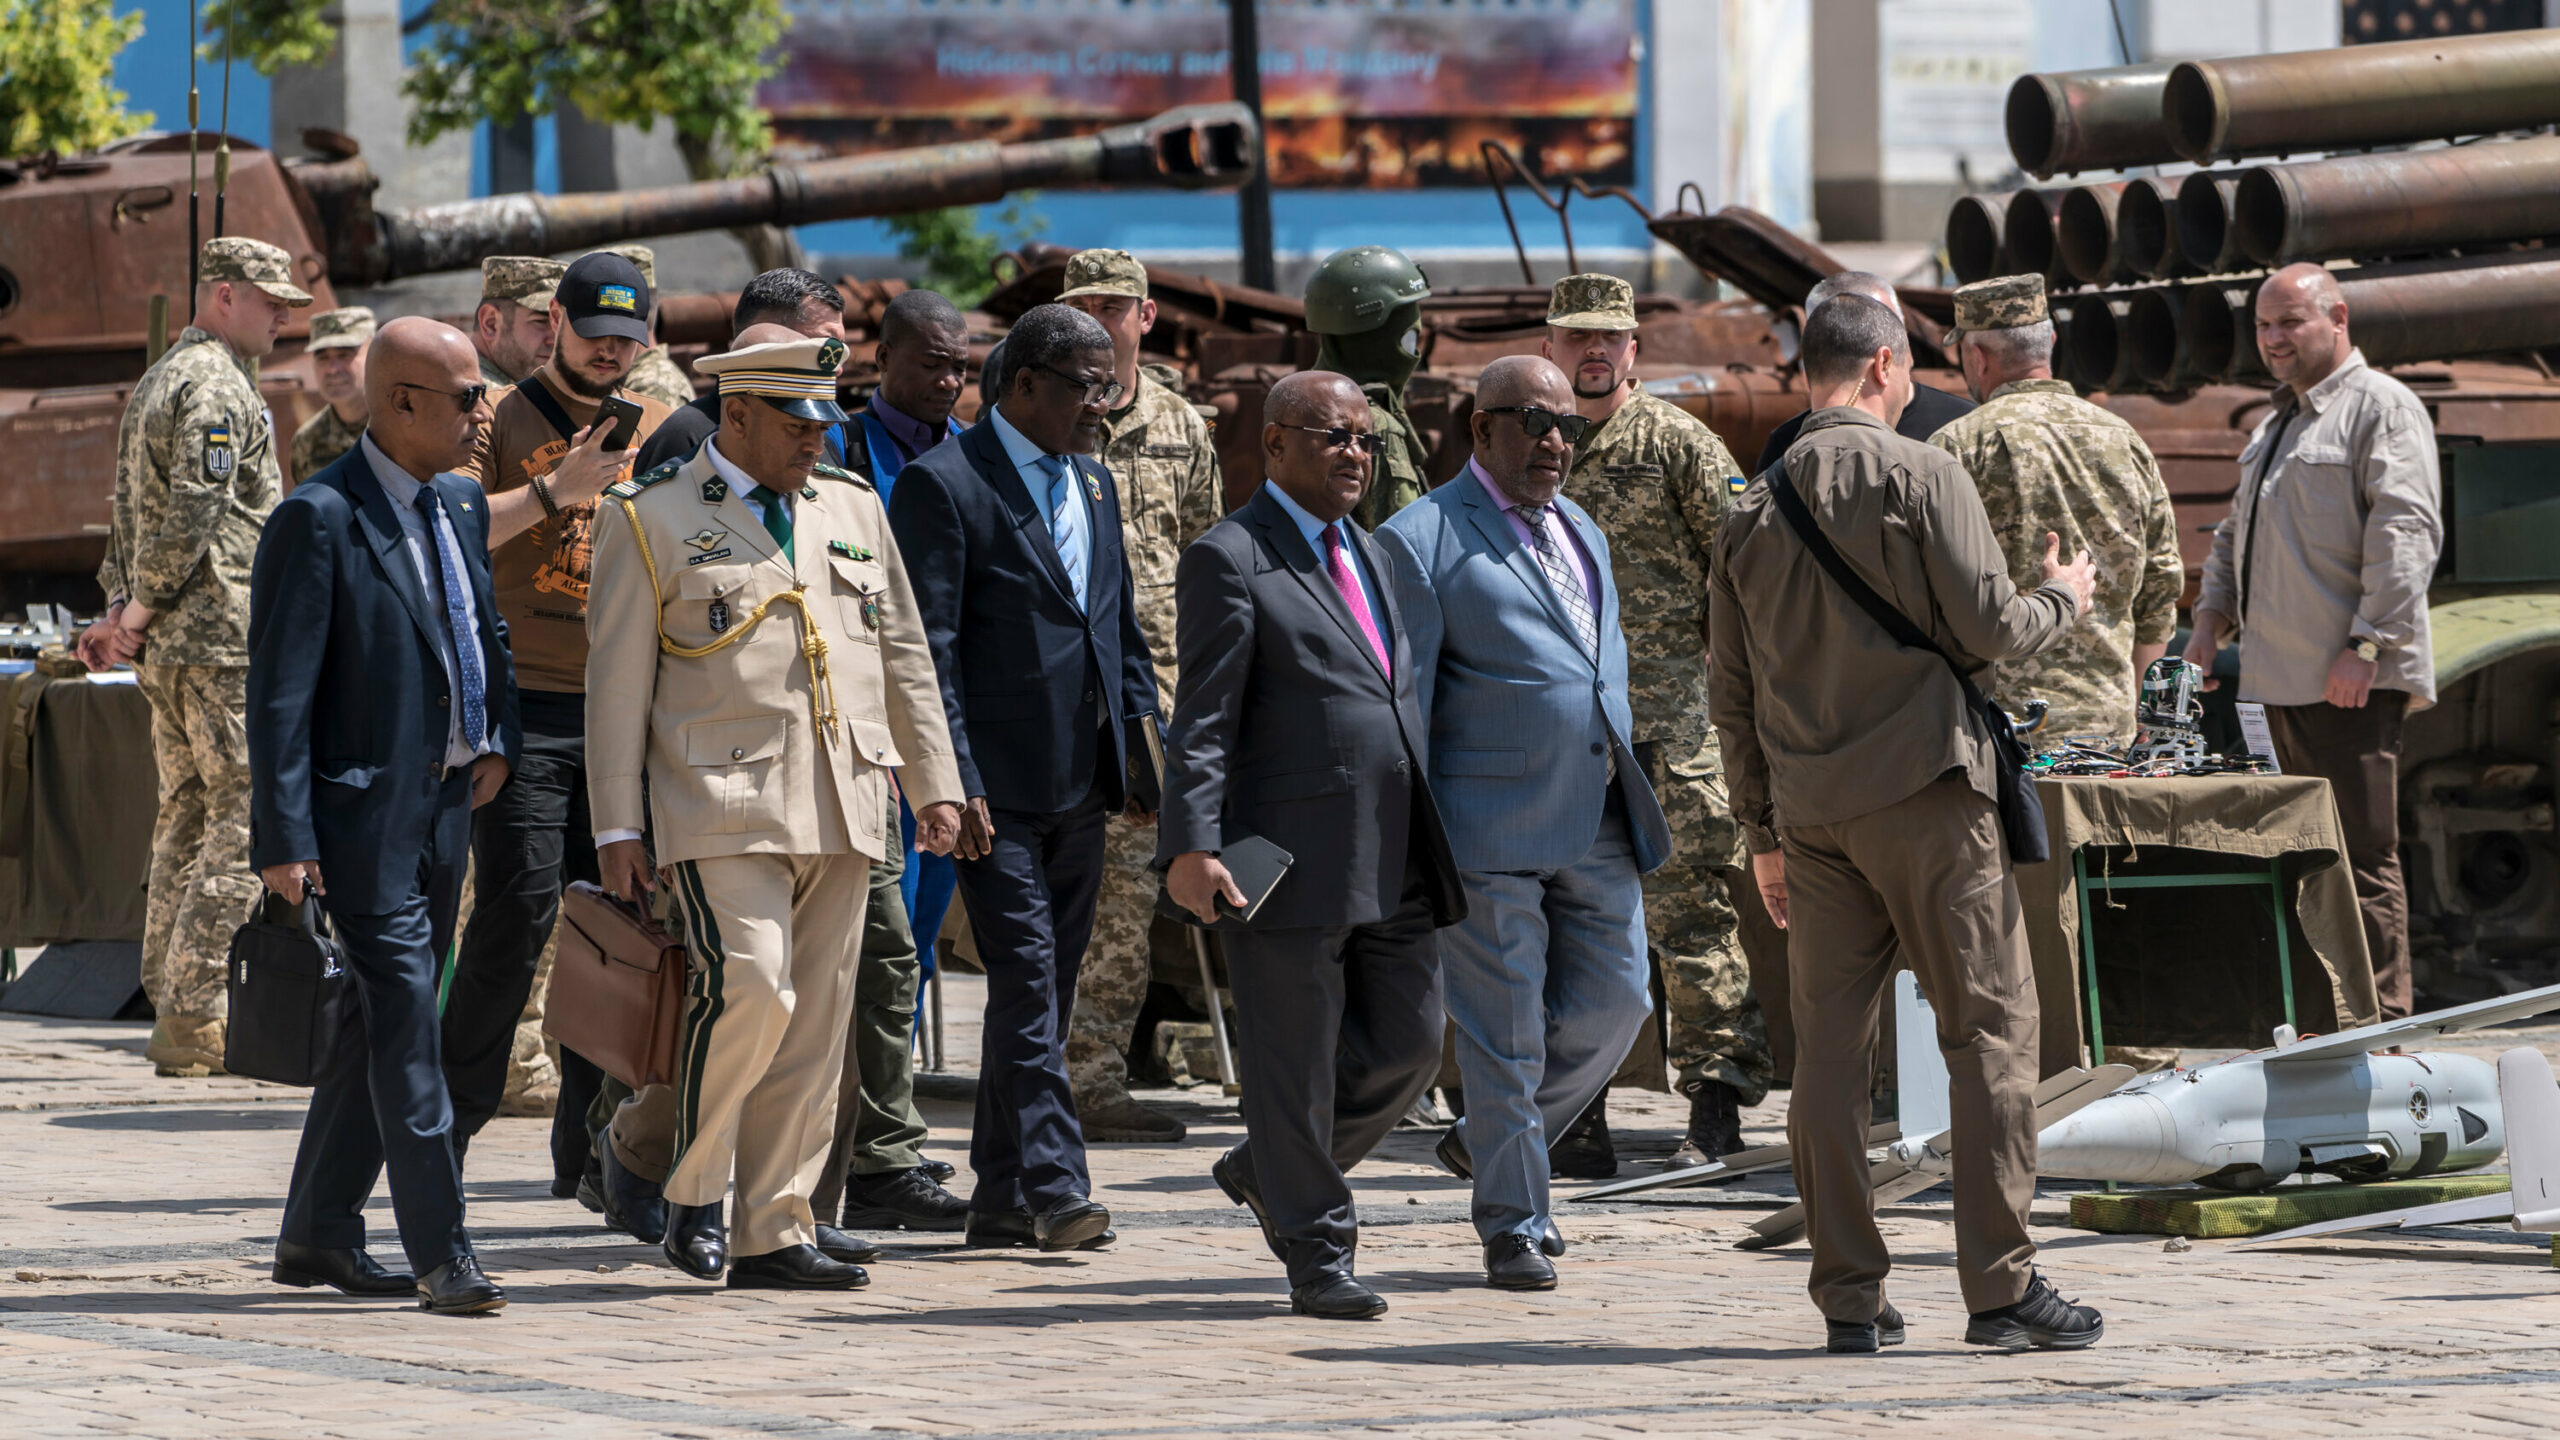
[1666,1079,1743,1169]
[1547,1091,1617,1179]
[1077,1085,1186,1143]
[147,1015,227,1077]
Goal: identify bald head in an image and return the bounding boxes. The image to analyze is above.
[1477,354,1570,413]
[1265,369,1365,428]
[366,317,489,479]
[1261,370,1373,524]
[1470,356,1575,507]
[2255,262,2351,395]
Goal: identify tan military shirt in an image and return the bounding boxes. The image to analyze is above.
[621,345,697,411]
[98,327,279,667]
[1099,368,1224,708]
[1930,377,2182,743]
[1709,407,2079,852]
[585,443,964,866]
[1564,388,1744,746]
[289,404,364,482]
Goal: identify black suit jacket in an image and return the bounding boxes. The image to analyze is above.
[1754,382,1977,473]
[1155,487,1463,932]
[247,446,522,915]
[886,418,1156,814]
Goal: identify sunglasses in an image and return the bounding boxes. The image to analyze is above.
[401,381,491,412]
[1276,423,1385,456]
[1481,405,1594,444]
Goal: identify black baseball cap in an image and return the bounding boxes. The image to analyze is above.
[558,252,653,342]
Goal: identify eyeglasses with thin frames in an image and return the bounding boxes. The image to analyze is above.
[1027,362,1127,409]
[1480,405,1594,444]
[400,381,490,412]
[1275,423,1384,456]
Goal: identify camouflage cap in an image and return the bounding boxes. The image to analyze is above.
[1547,272,1637,332]
[1057,248,1148,302]
[598,244,657,290]
[305,306,375,351]
[1951,273,2049,336]
[200,237,314,306]
[480,255,565,311]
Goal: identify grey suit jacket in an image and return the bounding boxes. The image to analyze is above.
[1155,487,1464,932]
[1375,470,1671,875]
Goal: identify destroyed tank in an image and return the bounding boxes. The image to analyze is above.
[0,104,1260,602]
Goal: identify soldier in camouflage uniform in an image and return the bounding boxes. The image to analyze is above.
[1546,273,1773,1168]
[1306,245,1433,530]
[1929,275,2182,744]
[1056,250,1225,1142]
[287,306,373,479]
[88,238,311,1075]
[598,246,699,411]
[473,255,564,391]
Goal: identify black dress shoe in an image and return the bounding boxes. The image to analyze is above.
[1547,1092,1618,1179]
[919,1156,957,1183]
[1434,1125,1473,1180]
[1827,1302,1905,1354]
[1484,1232,1558,1291]
[727,1244,870,1290]
[599,1142,667,1245]
[272,1242,414,1296]
[813,1224,883,1265]
[1032,1194,1113,1251]
[1212,1147,1284,1261]
[662,1200,728,1280]
[415,1255,506,1315]
[841,1166,971,1232]
[1290,1272,1388,1319]
[964,1207,1116,1250]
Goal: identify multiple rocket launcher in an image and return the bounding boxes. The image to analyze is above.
[1945,29,2560,394]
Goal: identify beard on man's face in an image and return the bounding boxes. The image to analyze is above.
[553,347,625,399]
[1572,372,1621,400]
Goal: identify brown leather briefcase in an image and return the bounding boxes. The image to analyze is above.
[544,881,688,1090]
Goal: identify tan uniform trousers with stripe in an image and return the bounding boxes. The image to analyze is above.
[1783,775,2040,1321]
[665,850,872,1256]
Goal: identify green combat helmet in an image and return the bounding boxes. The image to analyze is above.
[1305,246,1433,528]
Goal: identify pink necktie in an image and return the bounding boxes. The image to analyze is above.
[1324,524,1391,678]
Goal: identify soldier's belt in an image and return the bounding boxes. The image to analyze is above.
[615,496,840,746]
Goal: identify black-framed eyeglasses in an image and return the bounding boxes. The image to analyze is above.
[1027,362,1127,408]
[1481,405,1593,443]
[401,381,490,412]
[1275,423,1384,456]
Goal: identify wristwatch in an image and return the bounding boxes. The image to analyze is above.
[2352,639,2381,664]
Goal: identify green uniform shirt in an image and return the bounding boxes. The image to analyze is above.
[1351,383,1428,531]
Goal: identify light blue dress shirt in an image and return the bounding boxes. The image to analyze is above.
[359,433,500,770]
[1262,480,1386,635]
[989,403,1092,611]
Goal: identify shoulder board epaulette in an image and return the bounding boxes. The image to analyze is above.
[607,459,682,501]
[810,460,873,489]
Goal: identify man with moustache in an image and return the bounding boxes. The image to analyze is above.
[289,307,375,479]
[472,256,564,391]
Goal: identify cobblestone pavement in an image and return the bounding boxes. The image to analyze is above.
[5,987,2560,1438]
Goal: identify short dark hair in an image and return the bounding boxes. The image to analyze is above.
[732,268,844,337]
[979,336,1009,410]
[1801,293,1909,390]
[881,288,966,350]
[1003,303,1112,392]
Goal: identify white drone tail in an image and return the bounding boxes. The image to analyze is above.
[2499,1047,2560,1232]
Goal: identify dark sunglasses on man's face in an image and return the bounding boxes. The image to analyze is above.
[1481,405,1593,444]
[1276,423,1384,456]
[402,381,490,412]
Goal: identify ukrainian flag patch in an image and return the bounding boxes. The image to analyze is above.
[1725,473,1747,496]
[599,284,639,314]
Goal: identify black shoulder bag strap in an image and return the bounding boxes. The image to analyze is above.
[1761,461,2050,864]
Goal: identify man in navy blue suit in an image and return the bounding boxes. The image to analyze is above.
[248,318,522,1315]
[886,304,1159,1252]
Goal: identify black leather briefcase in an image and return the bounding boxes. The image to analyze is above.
[224,891,352,1087]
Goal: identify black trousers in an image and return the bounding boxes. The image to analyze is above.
[1221,870,1445,1286]
[952,776,1109,1215]
[443,689,600,1148]
[280,770,475,1274]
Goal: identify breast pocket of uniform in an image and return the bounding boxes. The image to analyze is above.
[674,566,757,648]
[828,554,886,646]
[684,714,791,834]
[1591,463,1667,532]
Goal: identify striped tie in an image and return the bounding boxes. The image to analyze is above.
[1513,502,1599,658]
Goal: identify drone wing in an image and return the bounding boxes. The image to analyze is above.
[2262,982,2560,1065]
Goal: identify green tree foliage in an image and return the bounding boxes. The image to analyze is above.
[884,198,1049,310]
[200,0,332,73]
[0,0,152,157]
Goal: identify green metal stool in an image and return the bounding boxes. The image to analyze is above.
[2072,849,2297,1066]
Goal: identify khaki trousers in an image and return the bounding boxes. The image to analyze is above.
[662,850,871,1256]
[1784,776,2039,1321]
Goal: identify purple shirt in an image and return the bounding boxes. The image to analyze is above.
[866,393,942,461]
[1468,459,1600,610]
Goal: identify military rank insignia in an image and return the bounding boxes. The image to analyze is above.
[702,478,729,503]
[708,597,731,634]
[204,425,236,478]
[800,485,818,501]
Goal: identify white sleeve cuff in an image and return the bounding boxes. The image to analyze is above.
[594,828,645,849]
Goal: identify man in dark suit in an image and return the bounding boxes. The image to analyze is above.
[886,304,1159,1252]
[1160,371,1466,1319]
[248,317,522,1316]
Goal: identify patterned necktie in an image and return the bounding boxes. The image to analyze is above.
[1323,523,1391,678]
[413,486,488,751]
[1040,454,1088,611]
[751,486,794,563]
[1512,502,1599,658]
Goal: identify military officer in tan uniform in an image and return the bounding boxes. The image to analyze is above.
[474,256,564,390]
[289,307,374,479]
[1544,273,1773,1169]
[1055,249,1225,1142]
[598,245,699,411]
[588,336,966,1291]
[86,237,311,1075]
[1930,275,2182,745]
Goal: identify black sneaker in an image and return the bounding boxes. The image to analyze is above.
[1547,1091,1617,1179]
[1825,1301,1905,1354]
[1966,1271,2103,1351]
[841,1165,971,1233]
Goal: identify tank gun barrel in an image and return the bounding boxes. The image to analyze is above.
[2233,136,2560,269]
[324,103,1257,286]
[2005,62,2180,178]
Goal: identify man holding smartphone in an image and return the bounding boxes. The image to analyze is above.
[446,250,673,1182]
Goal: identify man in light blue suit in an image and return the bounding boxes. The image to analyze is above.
[1376,355,1671,1292]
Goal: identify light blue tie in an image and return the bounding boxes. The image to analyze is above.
[1040,454,1088,611]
